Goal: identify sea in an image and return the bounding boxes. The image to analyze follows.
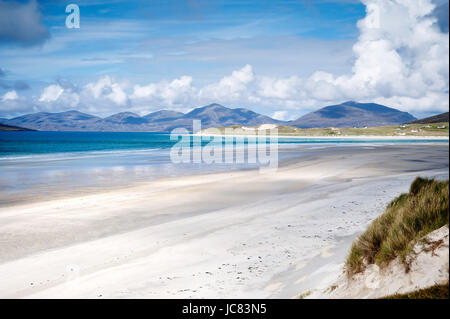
[0,131,447,206]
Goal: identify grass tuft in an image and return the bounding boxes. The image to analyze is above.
[409,177,434,196]
[381,282,449,299]
[298,290,311,299]
[345,177,449,276]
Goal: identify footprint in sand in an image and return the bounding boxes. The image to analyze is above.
[320,245,335,258]
[295,275,308,284]
[295,263,306,270]
[264,282,283,291]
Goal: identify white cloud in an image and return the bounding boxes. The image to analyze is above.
[131,83,157,99]
[199,64,254,102]
[271,111,288,121]
[2,90,18,101]
[1,0,448,118]
[144,0,447,116]
[300,0,449,113]
[35,84,79,113]
[258,76,302,99]
[84,76,128,106]
[0,90,32,114]
[39,84,64,102]
[159,76,195,105]
[130,75,195,109]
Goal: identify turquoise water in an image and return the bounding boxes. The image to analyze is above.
[0,131,447,206]
[0,131,176,157]
[0,131,447,158]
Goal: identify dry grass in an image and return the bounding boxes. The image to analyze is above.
[381,282,449,299]
[297,290,312,299]
[200,122,450,137]
[345,177,449,276]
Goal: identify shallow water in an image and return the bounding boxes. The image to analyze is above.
[0,131,447,206]
[0,131,447,158]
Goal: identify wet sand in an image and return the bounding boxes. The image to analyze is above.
[0,144,448,298]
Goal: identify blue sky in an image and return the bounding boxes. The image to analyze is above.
[3,1,365,81]
[0,0,448,119]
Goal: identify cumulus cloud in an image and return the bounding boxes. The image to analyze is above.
[131,83,157,99]
[296,0,449,114]
[6,77,129,116]
[129,66,254,110]
[131,75,195,109]
[0,0,50,46]
[0,90,32,114]
[2,90,18,101]
[271,111,288,121]
[1,0,448,119]
[199,64,254,102]
[35,83,79,113]
[39,85,64,102]
[258,76,302,100]
[125,0,449,117]
[159,76,195,105]
[84,76,128,106]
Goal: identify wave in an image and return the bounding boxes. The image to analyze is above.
[0,147,168,162]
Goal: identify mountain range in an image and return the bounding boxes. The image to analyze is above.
[0,101,418,132]
[408,112,449,124]
[290,101,417,128]
[0,123,35,131]
[0,103,285,132]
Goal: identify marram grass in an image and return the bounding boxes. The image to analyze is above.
[346,177,449,275]
[381,282,449,299]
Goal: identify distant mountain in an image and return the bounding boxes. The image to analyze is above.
[291,101,417,128]
[407,112,449,124]
[2,101,421,132]
[143,110,184,122]
[104,112,148,125]
[180,104,284,129]
[0,123,36,131]
[2,104,285,132]
[148,103,286,132]
[3,110,102,131]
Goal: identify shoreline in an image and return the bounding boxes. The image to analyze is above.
[0,134,447,162]
[0,144,448,298]
[0,142,445,209]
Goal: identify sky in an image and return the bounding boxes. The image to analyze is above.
[0,0,448,120]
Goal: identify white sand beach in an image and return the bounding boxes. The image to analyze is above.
[0,144,448,298]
